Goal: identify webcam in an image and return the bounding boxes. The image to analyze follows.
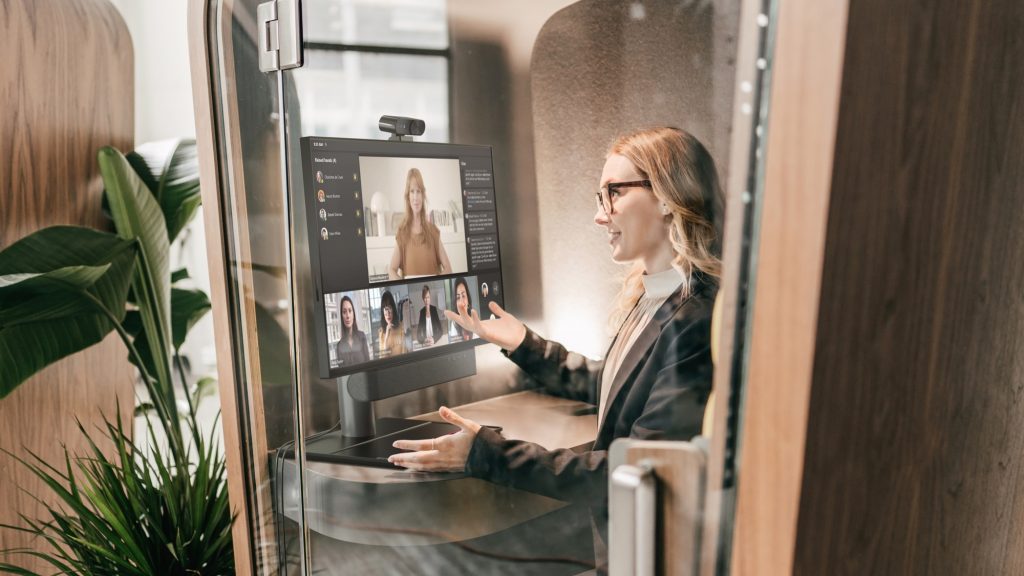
[379,115,426,141]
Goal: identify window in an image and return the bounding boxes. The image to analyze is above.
[296,0,450,141]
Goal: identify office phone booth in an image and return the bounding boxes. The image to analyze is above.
[190,0,776,573]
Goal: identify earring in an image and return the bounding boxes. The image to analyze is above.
[660,203,670,215]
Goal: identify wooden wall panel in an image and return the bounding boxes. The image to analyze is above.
[794,0,1024,573]
[0,0,134,572]
[730,0,850,573]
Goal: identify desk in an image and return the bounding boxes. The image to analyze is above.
[276,391,597,547]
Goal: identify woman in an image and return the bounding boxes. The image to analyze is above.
[388,168,454,279]
[377,290,407,358]
[389,127,721,567]
[335,295,369,366]
[451,277,474,341]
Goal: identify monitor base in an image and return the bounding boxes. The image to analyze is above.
[301,417,460,469]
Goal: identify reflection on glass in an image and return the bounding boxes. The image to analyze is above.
[303,0,448,49]
[197,0,777,571]
[293,50,449,141]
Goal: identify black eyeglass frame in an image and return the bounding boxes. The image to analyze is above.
[595,179,653,215]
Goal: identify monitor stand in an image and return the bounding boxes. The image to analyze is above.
[301,417,459,469]
[302,350,478,468]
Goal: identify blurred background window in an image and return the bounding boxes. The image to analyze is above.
[298,0,450,141]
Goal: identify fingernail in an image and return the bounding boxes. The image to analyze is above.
[392,441,399,447]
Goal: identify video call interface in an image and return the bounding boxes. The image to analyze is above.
[301,137,504,378]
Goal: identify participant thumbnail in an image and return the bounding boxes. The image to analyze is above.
[368,284,412,359]
[448,275,479,343]
[325,291,372,369]
[360,156,468,283]
[410,280,449,351]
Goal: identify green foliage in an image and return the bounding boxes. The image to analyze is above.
[0,140,234,574]
[0,412,233,576]
[0,228,136,398]
[126,139,202,244]
[99,146,174,413]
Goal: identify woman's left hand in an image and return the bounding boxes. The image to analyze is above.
[388,406,481,472]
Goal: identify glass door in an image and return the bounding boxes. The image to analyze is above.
[197,0,779,573]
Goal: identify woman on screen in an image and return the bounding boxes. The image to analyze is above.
[388,168,454,279]
[335,295,370,366]
[389,127,721,570]
[452,277,474,341]
[377,290,407,358]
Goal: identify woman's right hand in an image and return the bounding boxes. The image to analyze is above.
[445,301,527,352]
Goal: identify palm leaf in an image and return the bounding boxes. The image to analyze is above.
[98,146,174,409]
[126,139,201,244]
[170,287,212,351]
[0,227,136,398]
[170,267,190,284]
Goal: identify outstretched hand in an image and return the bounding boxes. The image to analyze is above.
[388,407,482,472]
[444,301,527,352]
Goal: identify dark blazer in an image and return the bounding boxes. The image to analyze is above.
[465,274,715,561]
[335,330,370,366]
[416,304,443,344]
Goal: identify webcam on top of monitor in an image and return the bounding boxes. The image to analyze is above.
[378,115,426,141]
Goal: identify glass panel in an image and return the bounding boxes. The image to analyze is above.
[294,49,449,141]
[304,0,449,49]
[202,0,778,572]
[205,0,308,573]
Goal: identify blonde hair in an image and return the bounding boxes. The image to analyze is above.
[396,168,441,260]
[607,127,723,327]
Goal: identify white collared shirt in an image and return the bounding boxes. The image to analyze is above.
[597,267,684,429]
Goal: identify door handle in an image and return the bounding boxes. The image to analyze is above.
[610,462,656,576]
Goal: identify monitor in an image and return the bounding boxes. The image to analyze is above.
[300,136,505,381]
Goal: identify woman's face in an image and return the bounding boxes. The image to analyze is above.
[595,154,671,267]
[408,181,424,214]
[383,303,393,325]
[341,300,354,328]
[456,284,469,314]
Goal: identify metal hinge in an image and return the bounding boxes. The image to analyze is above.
[258,0,302,73]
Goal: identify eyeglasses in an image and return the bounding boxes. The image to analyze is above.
[596,180,652,215]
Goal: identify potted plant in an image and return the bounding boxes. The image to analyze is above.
[0,140,234,575]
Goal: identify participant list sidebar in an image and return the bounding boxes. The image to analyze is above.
[311,150,369,293]
[462,156,500,274]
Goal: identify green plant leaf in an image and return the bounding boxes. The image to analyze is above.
[170,267,190,284]
[126,139,201,244]
[99,146,173,404]
[170,287,211,350]
[1,407,234,573]
[0,227,136,398]
[123,287,211,404]
[190,376,218,408]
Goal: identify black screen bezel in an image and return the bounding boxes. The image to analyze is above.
[300,136,504,380]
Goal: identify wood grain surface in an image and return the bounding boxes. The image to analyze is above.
[699,0,765,573]
[623,442,707,576]
[187,0,261,574]
[729,0,850,574]
[0,0,134,572]
[794,0,1024,573]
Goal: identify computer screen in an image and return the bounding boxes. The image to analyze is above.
[301,136,505,379]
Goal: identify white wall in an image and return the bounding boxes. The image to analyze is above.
[108,0,196,143]
[108,0,217,403]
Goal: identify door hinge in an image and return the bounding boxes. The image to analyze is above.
[258,0,302,73]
